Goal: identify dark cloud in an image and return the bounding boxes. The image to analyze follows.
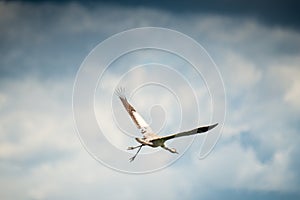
[9,0,300,29]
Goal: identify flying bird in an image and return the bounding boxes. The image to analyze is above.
[116,87,218,162]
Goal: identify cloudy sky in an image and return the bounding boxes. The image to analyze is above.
[1,0,300,199]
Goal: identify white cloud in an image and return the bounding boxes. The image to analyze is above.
[271,64,300,109]
[221,51,262,96]
[193,141,297,192]
[285,82,300,108]
[0,77,78,163]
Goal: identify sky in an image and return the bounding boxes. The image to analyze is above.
[1,0,300,199]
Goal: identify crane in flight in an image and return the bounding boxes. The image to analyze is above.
[116,88,218,162]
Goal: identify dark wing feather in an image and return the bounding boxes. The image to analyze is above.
[160,123,218,141]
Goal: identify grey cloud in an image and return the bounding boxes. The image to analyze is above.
[12,0,300,29]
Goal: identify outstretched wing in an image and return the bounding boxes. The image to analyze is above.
[159,123,218,141]
[115,87,153,135]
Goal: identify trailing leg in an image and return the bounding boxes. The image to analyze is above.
[129,145,143,162]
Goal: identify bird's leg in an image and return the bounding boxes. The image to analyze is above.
[162,145,178,154]
[127,144,143,150]
[129,145,143,162]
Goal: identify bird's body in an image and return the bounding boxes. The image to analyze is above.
[116,87,218,161]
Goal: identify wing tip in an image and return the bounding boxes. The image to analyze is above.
[209,123,218,130]
[115,86,126,98]
[209,123,219,129]
[196,123,218,133]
